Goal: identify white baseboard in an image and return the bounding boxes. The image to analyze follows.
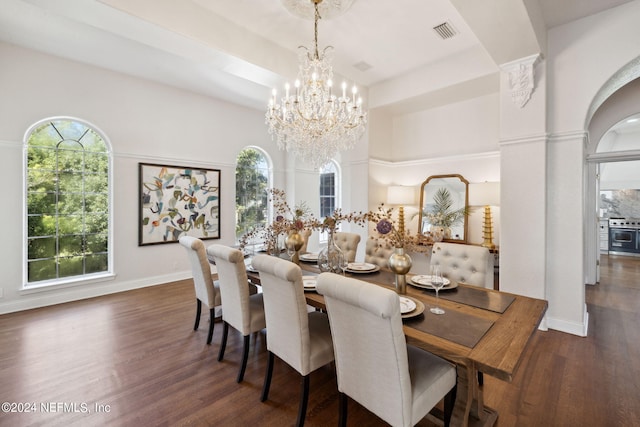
[545,305,589,337]
[0,271,192,315]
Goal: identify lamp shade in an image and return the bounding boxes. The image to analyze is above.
[387,186,415,205]
[469,182,500,206]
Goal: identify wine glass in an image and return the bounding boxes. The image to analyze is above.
[338,253,348,276]
[429,265,445,315]
[286,242,296,262]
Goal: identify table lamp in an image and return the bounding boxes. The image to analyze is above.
[469,182,500,249]
[387,185,415,235]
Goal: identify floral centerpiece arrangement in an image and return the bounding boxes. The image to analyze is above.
[318,208,367,234]
[366,203,442,294]
[367,203,442,253]
[239,188,317,253]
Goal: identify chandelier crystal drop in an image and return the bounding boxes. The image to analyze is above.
[265,0,367,170]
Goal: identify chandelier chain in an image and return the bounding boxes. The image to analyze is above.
[313,1,320,60]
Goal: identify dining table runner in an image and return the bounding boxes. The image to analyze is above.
[436,285,515,314]
[403,305,495,348]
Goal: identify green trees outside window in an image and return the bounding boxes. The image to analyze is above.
[235,148,270,240]
[26,119,111,284]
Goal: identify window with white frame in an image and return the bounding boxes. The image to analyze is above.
[319,161,339,217]
[319,160,340,242]
[25,118,112,285]
[235,147,271,241]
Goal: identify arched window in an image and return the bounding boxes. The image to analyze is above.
[25,118,112,286]
[235,147,271,240]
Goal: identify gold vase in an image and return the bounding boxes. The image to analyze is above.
[388,247,412,294]
[285,231,304,264]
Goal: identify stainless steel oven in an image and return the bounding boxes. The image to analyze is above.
[609,218,640,255]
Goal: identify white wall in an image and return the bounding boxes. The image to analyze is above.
[391,94,499,161]
[0,41,372,313]
[0,42,282,313]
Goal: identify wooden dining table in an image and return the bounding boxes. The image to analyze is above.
[244,256,548,427]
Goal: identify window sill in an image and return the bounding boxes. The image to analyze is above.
[21,273,117,295]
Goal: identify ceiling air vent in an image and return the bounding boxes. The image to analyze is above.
[433,21,457,40]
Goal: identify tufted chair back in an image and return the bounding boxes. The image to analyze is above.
[364,237,394,269]
[333,232,361,262]
[430,243,494,289]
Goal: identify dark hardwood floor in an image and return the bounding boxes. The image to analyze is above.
[1,254,639,426]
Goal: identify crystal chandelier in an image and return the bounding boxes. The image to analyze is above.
[265,0,367,170]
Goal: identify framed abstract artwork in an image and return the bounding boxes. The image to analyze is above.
[138,162,220,246]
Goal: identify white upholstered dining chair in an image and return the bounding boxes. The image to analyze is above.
[430,241,494,386]
[251,255,334,427]
[430,242,494,289]
[178,236,222,345]
[333,232,361,262]
[364,236,394,268]
[316,272,457,427]
[206,244,266,383]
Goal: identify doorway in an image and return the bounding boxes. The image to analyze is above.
[588,113,640,285]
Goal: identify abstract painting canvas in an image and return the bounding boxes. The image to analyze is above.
[139,163,220,245]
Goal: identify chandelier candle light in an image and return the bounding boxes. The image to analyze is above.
[265,0,367,169]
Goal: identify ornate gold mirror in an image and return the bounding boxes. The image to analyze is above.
[418,174,469,243]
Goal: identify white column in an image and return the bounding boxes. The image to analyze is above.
[546,131,588,336]
[499,55,547,305]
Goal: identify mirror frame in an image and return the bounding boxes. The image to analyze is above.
[418,174,469,243]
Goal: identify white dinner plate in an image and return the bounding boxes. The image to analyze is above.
[300,253,319,262]
[399,296,417,314]
[346,262,379,273]
[302,276,317,291]
[408,276,458,291]
[400,297,425,319]
[410,275,451,287]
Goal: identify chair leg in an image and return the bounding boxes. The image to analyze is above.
[194,299,202,330]
[237,334,250,383]
[443,384,457,427]
[295,375,310,427]
[206,308,215,345]
[261,351,274,402]
[218,322,229,361]
[338,392,348,427]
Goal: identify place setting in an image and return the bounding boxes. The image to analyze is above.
[408,273,458,291]
[399,295,425,319]
[408,266,451,315]
[299,252,319,263]
[302,275,318,292]
[344,262,380,274]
